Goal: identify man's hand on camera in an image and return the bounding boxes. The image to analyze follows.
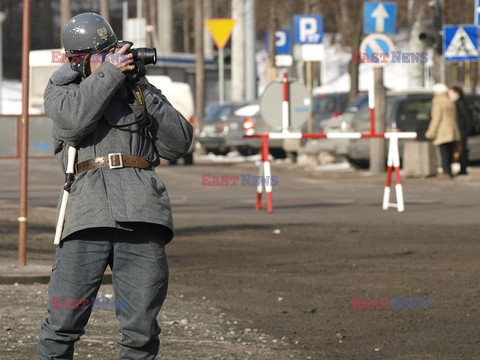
[89,43,135,74]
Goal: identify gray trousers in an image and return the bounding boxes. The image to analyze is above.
[37,224,169,360]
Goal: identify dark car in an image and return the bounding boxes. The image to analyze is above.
[344,90,480,165]
[198,101,249,155]
[302,92,350,133]
[223,103,285,158]
[313,92,350,128]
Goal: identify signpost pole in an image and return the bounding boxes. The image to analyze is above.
[0,12,4,115]
[219,47,225,104]
[370,67,386,175]
[205,18,236,105]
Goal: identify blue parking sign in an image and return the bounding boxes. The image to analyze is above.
[293,15,323,44]
[265,29,291,55]
[363,2,397,34]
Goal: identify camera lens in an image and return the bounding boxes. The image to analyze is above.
[132,47,157,65]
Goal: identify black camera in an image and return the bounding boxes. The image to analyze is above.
[115,40,157,82]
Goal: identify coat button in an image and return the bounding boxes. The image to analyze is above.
[153,97,159,104]
[98,72,105,78]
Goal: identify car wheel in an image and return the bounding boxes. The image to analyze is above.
[270,148,287,159]
[347,157,369,169]
[238,147,259,156]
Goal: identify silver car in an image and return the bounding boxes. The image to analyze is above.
[340,90,480,166]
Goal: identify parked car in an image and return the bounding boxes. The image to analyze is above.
[337,90,480,166]
[223,103,285,158]
[307,92,350,132]
[301,94,368,156]
[198,101,249,155]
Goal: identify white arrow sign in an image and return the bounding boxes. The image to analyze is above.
[371,3,389,33]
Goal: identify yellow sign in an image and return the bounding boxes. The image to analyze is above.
[205,18,236,49]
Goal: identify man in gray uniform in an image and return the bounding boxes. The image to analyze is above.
[37,13,193,359]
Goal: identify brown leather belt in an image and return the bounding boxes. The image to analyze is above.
[75,153,153,174]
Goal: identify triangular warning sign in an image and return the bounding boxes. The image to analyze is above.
[205,19,236,49]
[445,27,479,58]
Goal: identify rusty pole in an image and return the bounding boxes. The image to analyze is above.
[19,0,31,266]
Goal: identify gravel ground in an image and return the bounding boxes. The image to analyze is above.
[2,160,480,359]
[0,283,302,360]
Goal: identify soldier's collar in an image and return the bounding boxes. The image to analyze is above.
[51,63,81,85]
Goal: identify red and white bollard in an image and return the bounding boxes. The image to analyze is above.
[256,135,273,213]
[383,135,404,212]
[369,70,375,134]
[282,71,289,133]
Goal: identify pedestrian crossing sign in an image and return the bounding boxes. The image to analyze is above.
[443,25,479,62]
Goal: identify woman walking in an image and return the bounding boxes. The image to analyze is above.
[426,83,460,179]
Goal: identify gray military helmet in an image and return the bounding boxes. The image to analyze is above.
[63,12,118,55]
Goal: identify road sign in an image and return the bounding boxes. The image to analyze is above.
[443,25,479,62]
[476,0,480,28]
[205,18,236,104]
[363,2,397,34]
[204,18,236,49]
[260,81,311,131]
[265,30,292,67]
[293,15,323,44]
[265,29,291,55]
[359,33,395,66]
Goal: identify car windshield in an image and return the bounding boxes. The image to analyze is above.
[349,96,397,132]
[340,95,368,123]
[313,96,336,114]
[204,104,235,124]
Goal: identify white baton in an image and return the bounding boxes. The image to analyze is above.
[54,146,77,245]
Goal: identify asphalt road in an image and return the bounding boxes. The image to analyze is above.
[1,158,480,359]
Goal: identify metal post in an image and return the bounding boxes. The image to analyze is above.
[219,47,225,104]
[157,0,173,52]
[203,0,214,59]
[137,0,142,45]
[245,0,256,101]
[60,0,71,46]
[0,12,5,115]
[194,0,205,130]
[369,67,386,175]
[122,1,128,37]
[100,0,109,22]
[19,0,32,266]
[231,0,245,101]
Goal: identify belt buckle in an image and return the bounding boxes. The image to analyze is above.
[108,153,123,169]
